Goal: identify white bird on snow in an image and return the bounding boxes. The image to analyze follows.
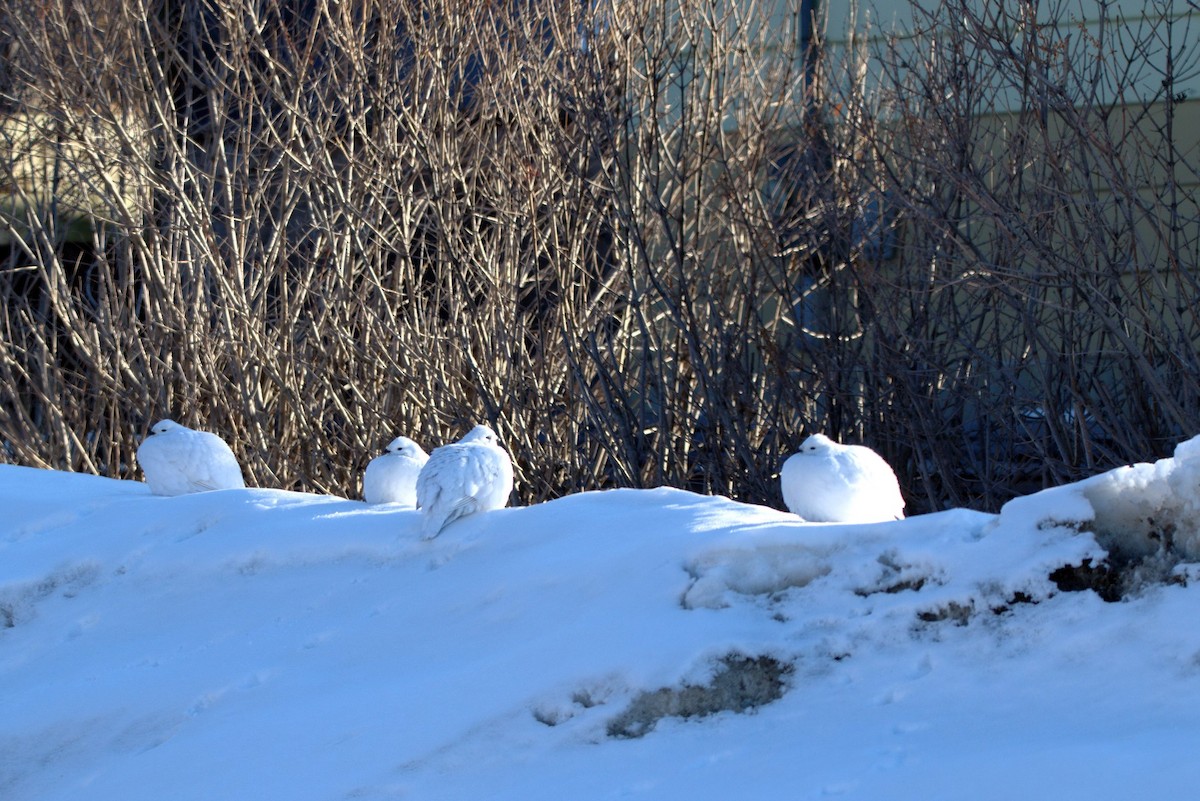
[780,433,905,523]
[136,419,246,496]
[416,424,514,539]
[363,435,429,506]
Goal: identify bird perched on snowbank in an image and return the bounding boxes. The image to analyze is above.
[363,435,429,505]
[416,424,514,539]
[135,419,246,496]
[780,433,905,523]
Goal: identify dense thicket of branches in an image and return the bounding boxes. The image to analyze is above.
[0,0,1196,512]
[844,0,1200,507]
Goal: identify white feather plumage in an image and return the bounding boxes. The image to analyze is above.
[363,436,429,505]
[780,433,905,523]
[135,419,245,496]
[416,424,513,539]
[360,434,432,503]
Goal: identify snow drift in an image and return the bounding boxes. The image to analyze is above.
[4,437,1200,800]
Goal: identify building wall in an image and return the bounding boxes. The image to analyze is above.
[822,0,1200,107]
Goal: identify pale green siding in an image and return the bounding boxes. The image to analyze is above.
[822,0,1200,107]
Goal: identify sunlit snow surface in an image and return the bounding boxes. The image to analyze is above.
[4,439,1200,800]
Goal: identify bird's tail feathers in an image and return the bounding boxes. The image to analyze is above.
[421,511,448,540]
[421,496,479,540]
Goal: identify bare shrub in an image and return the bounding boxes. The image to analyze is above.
[0,0,1196,514]
[1,0,632,496]
[830,0,1200,509]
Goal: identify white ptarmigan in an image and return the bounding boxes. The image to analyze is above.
[363,436,429,506]
[415,424,514,539]
[135,419,246,496]
[780,433,905,523]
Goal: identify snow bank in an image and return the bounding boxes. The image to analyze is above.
[3,443,1200,801]
[990,434,1200,595]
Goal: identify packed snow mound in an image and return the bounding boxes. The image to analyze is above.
[686,508,1068,606]
[996,434,1200,571]
[4,444,1200,801]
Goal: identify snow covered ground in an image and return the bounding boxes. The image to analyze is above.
[5,438,1200,800]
